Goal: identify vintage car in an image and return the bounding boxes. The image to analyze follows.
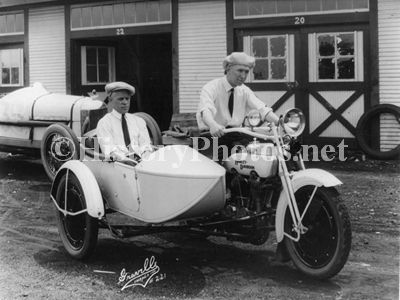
[50,109,352,279]
[0,83,162,180]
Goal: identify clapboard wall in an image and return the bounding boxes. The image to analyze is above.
[378,0,400,151]
[28,6,66,94]
[178,0,227,113]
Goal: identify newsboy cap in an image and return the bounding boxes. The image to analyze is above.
[105,81,135,96]
[223,52,256,70]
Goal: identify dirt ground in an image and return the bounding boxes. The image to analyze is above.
[0,153,399,300]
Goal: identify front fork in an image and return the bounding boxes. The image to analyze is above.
[272,126,317,242]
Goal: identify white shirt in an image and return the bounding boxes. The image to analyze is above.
[196,76,272,129]
[96,109,151,159]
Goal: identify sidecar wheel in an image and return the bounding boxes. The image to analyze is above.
[284,186,351,279]
[55,172,98,259]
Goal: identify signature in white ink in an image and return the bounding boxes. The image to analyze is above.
[118,256,165,291]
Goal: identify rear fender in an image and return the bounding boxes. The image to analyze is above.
[51,160,104,219]
[275,168,342,242]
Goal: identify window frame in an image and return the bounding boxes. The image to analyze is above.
[0,47,24,87]
[81,45,116,85]
[309,31,363,82]
[244,34,294,83]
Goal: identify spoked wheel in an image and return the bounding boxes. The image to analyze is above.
[284,186,351,279]
[41,124,80,181]
[55,172,98,259]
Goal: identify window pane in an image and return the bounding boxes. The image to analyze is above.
[338,58,354,79]
[252,38,268,57]
[318,35,335,56]
[81,7,92,27]
[11,67,19,84]
[261,0,276,14]
[271,59,286,79]
[270,36,286,57]
[276,0,290,13]
[306,0,321,11]
[136,2,147,23]
[15,13,24,32]
[2,68,10,84]
[98,65,109,82]
[103,5,113,25]
[71,8,81,28]
[6,14,14,32]
[0,15,6,34]
[249,0,263,15]
[98,48,108,65]
[124,3,136,23]
[291,0,306,12]
[322,0,336,10]
[86,48,97,65]
[9,49,20,66]
[253,59,269,80]
[234,0,249,16]
[159,0,171,21]
[318,58,335,79]
[353,0,368,9]
[337,0,352,10]
[114,4,124,24]
[147,1,159,22]
[337,33,354,55]
[86,66,97,82]
[92,6,102,27]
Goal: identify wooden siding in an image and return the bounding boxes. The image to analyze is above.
[378,0,400,150]
[178,0,227,113]
[28,6,66,93]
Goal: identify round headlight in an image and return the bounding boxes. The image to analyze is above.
[283,108,305,137]
[248,110,262,127]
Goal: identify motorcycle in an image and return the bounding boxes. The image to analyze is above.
[50,108,351,279]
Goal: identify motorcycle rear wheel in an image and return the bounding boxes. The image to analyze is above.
[284,186,351,279]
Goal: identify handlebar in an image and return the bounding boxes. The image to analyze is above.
[201,126,276,141]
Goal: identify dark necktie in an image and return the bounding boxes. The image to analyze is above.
[121,113,131,147]
[228,88,234,116]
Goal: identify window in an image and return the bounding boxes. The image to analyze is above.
[0,48,23,86]
[244,34,294,82]
[234,0,369,18]
[309,31,363,81]
[71,0,171,30]
[81,46,115,85]
[0,12,24,35]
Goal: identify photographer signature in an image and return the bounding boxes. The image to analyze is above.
[118,256,165,291]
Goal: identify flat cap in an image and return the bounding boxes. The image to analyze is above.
[105,81,135,96]
[223,52,256,70]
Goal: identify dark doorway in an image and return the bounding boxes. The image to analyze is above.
[70,33,172,130]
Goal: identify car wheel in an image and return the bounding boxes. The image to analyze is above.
[41,124,80,181]
[134,112,162,146]
[55,171,98,259]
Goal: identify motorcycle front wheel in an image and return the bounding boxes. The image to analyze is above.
[284,186,351,279]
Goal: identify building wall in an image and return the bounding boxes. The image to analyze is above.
[178,0,227,113]
[378,0,400,150]
[29,6,66,94]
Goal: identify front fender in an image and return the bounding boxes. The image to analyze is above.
[275,168,342,242]
[51,160,104,219]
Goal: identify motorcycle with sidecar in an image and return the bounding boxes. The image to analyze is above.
[50,108,351,279]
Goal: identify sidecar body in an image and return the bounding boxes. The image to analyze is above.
[52,145,226,223]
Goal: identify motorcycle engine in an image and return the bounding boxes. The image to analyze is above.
[221,140,281,245]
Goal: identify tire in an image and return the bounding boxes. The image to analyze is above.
[41,124,80,181]
[134,112,163,146]
[55,172,98,259]
[356,104,400,160]
[284,186,351,279]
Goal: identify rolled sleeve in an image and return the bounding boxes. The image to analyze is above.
[196,86,217,129]
[245,88,272,121]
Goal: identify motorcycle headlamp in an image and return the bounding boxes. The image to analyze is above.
[282,108,305,137]
[247,110,262,127]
